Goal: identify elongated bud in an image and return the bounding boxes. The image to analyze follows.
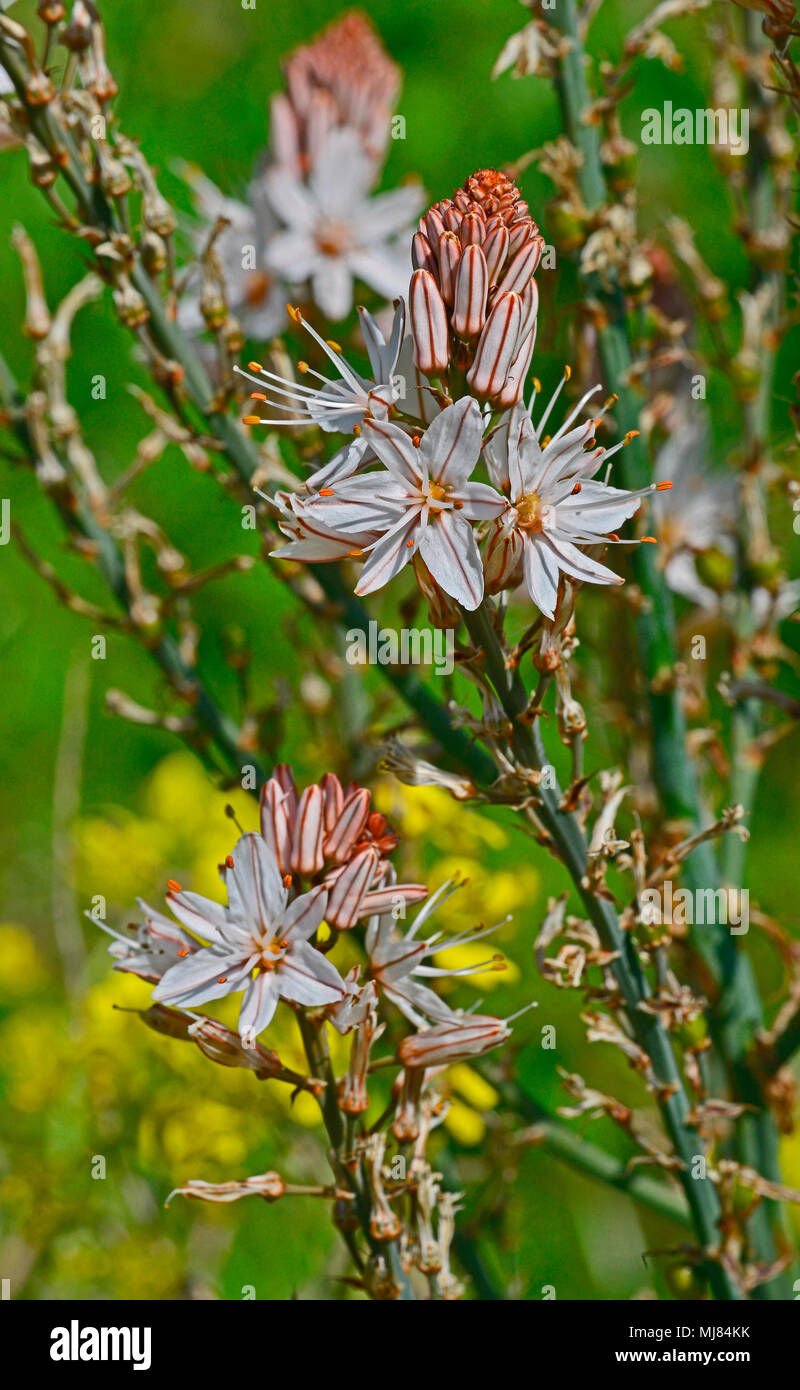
[409,268,449,374]
[466,291,522,398]
[451,243,488,337]
[398,1014,512,1069]
[437,230,461,305]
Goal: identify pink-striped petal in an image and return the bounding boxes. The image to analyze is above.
[418,510,485,610]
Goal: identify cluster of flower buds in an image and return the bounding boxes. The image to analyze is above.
[259,764,427,928]
[271,11,401,173]
[409,168,546,404]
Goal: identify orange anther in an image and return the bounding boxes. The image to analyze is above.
[656,480,673,491]
[248,361,263,373]
[242,415,260,425]
[319,488,335,496]
[167,879,182,893]
[250,392,267,401]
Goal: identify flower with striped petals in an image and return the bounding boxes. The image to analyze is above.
[483,377,671,618]
[365,878,509,1027]
[239,300,405,489]
[151,832,345,1044]
[287,397,506,610]
[260,126,423,321]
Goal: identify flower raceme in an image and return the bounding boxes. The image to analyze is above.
[246,168,670,619]
[97,763,529,1077]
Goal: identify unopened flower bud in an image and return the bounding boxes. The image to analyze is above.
[112,277,149,327]
[409,268,449,374]
[398,1013,512,1069]
[139,229,168,276]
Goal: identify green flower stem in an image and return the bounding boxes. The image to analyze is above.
[497,1083,690,1228]
[462,601,740,1300]
[546,0,787,1295]
[295,1011,415,1300]
[0,350,265,789]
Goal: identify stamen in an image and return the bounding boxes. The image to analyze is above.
[656,480,673,491]
[167,880,182,893]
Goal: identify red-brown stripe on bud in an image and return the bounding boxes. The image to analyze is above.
[466,291,522,397]
[452,244,489,337]
[409,268,450,375]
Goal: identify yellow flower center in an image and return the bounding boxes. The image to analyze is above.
[516,492,544,532]
[425,480,452,514]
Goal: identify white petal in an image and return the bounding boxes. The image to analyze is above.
[361,418,422,487]
[419,511,484,610]
[152,948,252,1007]
[283,884,329,943]
[312,259,354,321]
[421,397,483,487]
[239,971,280,1040]
[354,515,419,596]
[278,941,345,1006]
[226,833,286,934]
[522,536,560,618]
[543,533,623,586]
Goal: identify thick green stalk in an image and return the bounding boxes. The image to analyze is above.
[546,0,787,1294]
[462,602,740,1300]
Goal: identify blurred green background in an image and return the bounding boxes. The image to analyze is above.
[1,0,799,1300]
